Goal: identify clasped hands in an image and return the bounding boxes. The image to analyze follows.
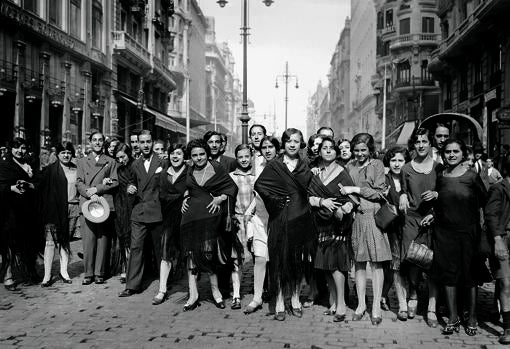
[181,194,227,214]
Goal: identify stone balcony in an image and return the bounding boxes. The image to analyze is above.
[112,31,151,69]
[152,56,176,89]
[390,33,440,51]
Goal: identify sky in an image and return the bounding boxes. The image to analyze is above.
[197,0,351,137]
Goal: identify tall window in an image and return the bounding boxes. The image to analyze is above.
[399,18,410,35]
[23,0,37,13]
[473,58,482,84]
[377,11,384,30]
[422,17,434,33]
[397,61,411,83]
[421,60,431,81]
[70,0,81,39]
[386,9,393,27]
[48,0,60,26]
[92,1,103,49]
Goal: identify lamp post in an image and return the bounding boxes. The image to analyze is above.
[275,61,299,130]
[217,0,275,144]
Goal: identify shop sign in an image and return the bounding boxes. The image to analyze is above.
[497,108,510,123]
[485,89,497,103]
[0,2,86,56]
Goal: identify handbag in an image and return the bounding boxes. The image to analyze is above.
[374,195,398,230]
[406,227,434,270]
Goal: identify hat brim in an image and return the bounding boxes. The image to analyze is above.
[82,197,110,223]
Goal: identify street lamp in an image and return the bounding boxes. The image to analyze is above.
[275,61,299,130]
[217,0,275,144]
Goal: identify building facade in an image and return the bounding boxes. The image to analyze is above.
[0,0,113,151]
[430,0,510,154]
[350,0,379,143]
[373,0,441,146]
[328,17,352,140]
[306,81,329,138]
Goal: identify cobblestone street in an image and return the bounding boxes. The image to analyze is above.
[0,240,507,349]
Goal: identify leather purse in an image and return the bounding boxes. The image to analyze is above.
[406,228,433,270]
[374,195,398,230]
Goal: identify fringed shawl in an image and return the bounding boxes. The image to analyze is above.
[254,154,316,294]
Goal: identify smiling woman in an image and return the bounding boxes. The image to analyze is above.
[180,139,238,311]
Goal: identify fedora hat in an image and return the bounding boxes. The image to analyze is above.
[82,197,110,223]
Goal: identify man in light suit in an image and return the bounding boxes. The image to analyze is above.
[119,130,164,297]
[76,131,118,285]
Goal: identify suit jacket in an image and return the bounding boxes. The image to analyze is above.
[216,155,237,173]
[485,179,510,238]
[130,154,165,223]
[76,153,118,211]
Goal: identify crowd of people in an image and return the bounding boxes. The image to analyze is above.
[2,123,510,344]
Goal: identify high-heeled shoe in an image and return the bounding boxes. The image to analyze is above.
[244,301,263,314]
[214,299,226,309]
[352,309,366,321]
[441,318,461,335]
[183,299,200,312]
[152,292,168,305]
[59,273,72,284]
[41,279,52,288]
[371,315,383,325]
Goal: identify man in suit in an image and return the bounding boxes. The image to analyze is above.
[119,130,164,297]
[204,131,236,172]
[76,131,118,285]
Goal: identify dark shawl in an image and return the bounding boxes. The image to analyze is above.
[254,154,316,294]
[37,161,73,254]
[112,162,135,274]
[181,161,238,273]
[308,167,355,238]
[0,156,41,273]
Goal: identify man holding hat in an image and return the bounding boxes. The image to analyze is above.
[119,130,165,297]
[76,131,118,285]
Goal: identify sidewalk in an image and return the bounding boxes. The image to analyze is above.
[0,240,506,349]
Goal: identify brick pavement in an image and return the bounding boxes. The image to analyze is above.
[0,240,508,349]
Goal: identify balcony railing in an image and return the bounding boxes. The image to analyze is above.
[112,31,151,64]
[152,56,174,85]
[382,26,396,35]
[394,77,436,89]
[390,33,440,50]
[0,59,17,82]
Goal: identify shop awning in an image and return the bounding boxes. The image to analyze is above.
[118,94,188,135]
[396,121,416,145]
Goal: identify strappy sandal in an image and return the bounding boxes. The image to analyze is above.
[441,318,461,335]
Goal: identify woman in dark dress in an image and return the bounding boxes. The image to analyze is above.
[0,137,40,290]
[152,143,187,305]
[181,139,238,311]
[255,128,317,321]
[308,137,355,322]
[38,142,79,286]
[399,128,441,326]
[113,143,135,283]
[381,145,410,320]
[422,139,487,336]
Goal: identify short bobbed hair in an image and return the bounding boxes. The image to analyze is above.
[234,143,253,157]
[351,133,375,155]
[186,139,211,158]
[260,136,280,152]
[318,137,340,157]
[168,143,188,159]
[281,128,306,149]
[383,145,410,167]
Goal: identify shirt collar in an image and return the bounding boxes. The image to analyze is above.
[232,167,255,176]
